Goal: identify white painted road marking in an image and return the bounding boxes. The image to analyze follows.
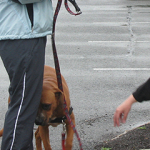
[88,41,150,43]
[93,68,150,71]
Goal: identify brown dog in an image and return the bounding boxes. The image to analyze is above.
[0,65,75,150]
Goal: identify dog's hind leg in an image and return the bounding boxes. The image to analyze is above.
[39,126,52,150]
[65,112,75,150]
[35,127,43,150]
[0,128,3,137]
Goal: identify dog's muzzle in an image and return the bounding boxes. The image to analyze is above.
[35,116,47,126]
[48,107,73,124]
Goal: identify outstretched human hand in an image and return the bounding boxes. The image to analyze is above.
[113,95,137,127]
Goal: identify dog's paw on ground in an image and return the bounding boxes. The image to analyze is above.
[95,123,150,150]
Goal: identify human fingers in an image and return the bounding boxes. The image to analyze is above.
[113,109,123,127]
[121,109,130,124]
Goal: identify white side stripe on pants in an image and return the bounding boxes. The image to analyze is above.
[10,73,26,150]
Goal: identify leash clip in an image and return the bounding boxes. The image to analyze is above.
[62,120,66,150]
[62,120,66,134]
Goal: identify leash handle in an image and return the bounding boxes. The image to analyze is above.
[65,0,82,16]
[68,0,81,12]
[51,0,83,149]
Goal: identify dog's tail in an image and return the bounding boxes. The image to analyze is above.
[0,128,3,137]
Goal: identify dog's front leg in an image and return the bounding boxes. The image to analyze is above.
[35,127,43,150]
[39,125,52,150]
[65,113,75,150]
[0,128,3,137]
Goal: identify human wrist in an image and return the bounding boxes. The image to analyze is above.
[127,95,137,105]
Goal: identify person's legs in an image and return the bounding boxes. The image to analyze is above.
[0,37,46,150]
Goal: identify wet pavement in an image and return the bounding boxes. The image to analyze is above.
[0,0,150,149]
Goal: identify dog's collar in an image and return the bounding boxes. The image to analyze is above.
[49,107,73,124]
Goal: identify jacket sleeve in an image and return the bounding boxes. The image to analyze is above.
[132,78,150,102]
[18,0,43,4]
[12,0,21,4]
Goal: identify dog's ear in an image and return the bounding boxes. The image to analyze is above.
[55,92,62,100]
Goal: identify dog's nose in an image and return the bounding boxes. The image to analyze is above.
[35,117,45,126]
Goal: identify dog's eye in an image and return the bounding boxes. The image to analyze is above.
[41,104,51,111]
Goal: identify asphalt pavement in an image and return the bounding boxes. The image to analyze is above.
[0,0,150,149]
